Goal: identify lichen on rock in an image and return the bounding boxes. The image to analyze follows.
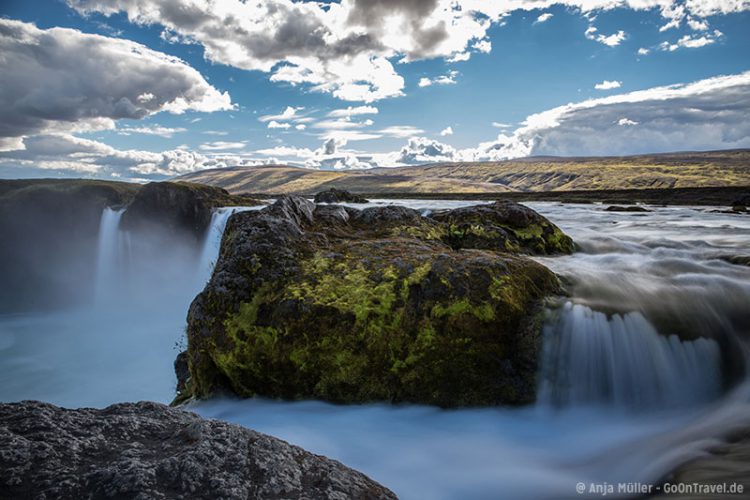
[179,196,572,407]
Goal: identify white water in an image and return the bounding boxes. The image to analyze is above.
[93,207,126,304]
[1,200,749,498]
[538,302,723,409]
[196,207,258,286]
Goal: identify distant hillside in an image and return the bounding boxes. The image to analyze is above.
[176,149,750,195]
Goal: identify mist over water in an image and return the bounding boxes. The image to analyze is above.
[1,200,749,498]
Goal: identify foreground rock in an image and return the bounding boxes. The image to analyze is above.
[314,188,369,204]
[0,401,396,500]
[179,197,571,407]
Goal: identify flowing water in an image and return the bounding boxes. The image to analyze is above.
[1,200,749,499]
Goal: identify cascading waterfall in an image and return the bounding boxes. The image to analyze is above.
[94,207,126,304]
[537,301,724,409]
[196,207,248,287]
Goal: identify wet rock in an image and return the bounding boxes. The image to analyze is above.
[431,201,575,255]
[604,205,651,212]
[0,400,395,500]
[180,196,570,407]
[314,188,369,204]
[650,427,750,499]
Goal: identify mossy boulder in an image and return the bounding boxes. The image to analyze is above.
[430,201,575,255]
[314,188,369,204]
[179,196,572,407]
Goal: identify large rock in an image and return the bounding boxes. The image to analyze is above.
[314,188,369,204]
[430,201,575,255]
[179,196,571,407]
[121,181,260,244]
[0,401,395,500]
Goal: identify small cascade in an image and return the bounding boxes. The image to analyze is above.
[538,302,724,409]
[94,207,126,304]
[195,207,260,288]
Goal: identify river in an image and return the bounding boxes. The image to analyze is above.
[1,200,748,499]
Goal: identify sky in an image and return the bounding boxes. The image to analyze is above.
[0,0,749,181]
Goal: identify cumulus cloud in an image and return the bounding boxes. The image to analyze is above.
[259,106,303,123]
[396,137,458,164]
[659,30,723,51]
[534,13,554,24]
[0,19,232,151]
[418,70,459,87]
[0,134,232,179]
[585,26,627,46]
[267,121,292,130]
[65,0,750,102]
[595,80,622,90]
[440,126,454,136]
[471,70,750,159]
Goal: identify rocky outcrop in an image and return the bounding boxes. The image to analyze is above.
[314,188,369,204]
[0,179,260,312]
[431,201,575,255]
[179,196,572,407]
[121,181,260,244]
[0,400,395,500]
[604,205,651,212]
[0,179,138,312]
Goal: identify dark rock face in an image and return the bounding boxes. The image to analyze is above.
[604,205,651,212]
[431,201,575,255]
[180,196,571,407]
[314,188,369,204]
[121,181,258,245]
[0,179,138,312]
[0,401,396,500]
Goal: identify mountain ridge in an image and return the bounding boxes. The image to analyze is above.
[176,149,750,195]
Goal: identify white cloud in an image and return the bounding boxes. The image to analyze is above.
[313,119,374,131]
[199,141,247,151]
[0,134,234,179]
[379,125,425,138]
[328,106,379,118]
[638,47,650,55]
[0,19,232,151]
[117,125,187,137]
[492,122,512,128]
[469,70,750,159]
[585,26,627,46]
[659,30,723,51]
[295,124,307,130]
[594,80,622,90]
[259,106,302,123]
[418,70,459,88]
[65,0,750,103]
[472,40,492,53]
[267,120,292,130]
[534,13,554,24]
[440,126,454,136]
[618,118,639,126]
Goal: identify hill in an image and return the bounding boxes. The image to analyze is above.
[175,149,750,196]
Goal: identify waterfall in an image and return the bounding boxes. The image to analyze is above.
[195,207,261,288]
[94,207,126,304]
[537,301,724,409]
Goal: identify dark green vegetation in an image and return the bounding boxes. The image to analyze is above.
[179,196,572,407]
[176,149,750,197]
[0,179,259,312]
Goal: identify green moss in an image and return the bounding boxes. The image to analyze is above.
[431,298,496,322]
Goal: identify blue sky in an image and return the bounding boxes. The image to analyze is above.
[0,0,749,179]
